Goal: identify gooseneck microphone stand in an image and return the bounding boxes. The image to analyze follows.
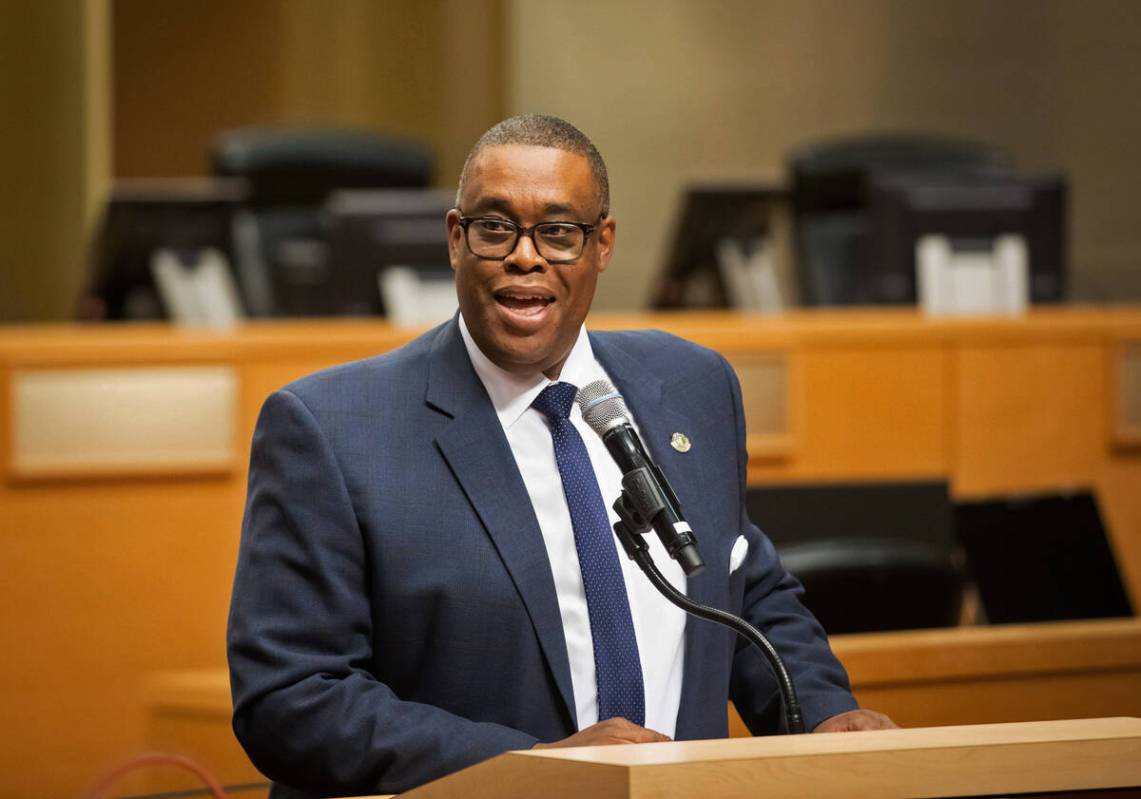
[611,485,806,735]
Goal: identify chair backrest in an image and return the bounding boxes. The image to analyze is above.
[778,538,964,633]
[788,133,1010,306]
[747,481,964,633]
[212,127,435,317]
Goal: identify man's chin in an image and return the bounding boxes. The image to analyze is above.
[486,337,569,378]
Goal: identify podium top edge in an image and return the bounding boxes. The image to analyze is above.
[513,717,1141,766]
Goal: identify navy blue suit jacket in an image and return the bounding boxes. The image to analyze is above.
[227,319,856,798]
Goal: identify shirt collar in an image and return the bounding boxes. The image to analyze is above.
[459,313,597,431]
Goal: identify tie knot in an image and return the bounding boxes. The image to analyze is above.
[532,382,578,421]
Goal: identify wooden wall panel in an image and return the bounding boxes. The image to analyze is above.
[791,346,947,480]
[1097,460,1141,610]
[728,619,1141,735]
[952,343,1106,495]
[145,671,268,798]
[1,478,242,797]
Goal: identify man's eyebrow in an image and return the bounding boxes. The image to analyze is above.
[467,196,513,215]
[540,202,578,217]
[465,197,587,219]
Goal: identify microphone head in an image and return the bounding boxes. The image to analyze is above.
[575,379,630,436]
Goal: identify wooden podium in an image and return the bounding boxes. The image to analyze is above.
[374,718,1141,799]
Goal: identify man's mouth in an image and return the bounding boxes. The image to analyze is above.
[494,290,555,317]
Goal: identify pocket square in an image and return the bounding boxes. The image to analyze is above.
[729,535,749,574]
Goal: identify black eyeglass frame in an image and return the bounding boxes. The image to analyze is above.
[456,212,603,265]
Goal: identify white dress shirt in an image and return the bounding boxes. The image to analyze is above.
[459,315,687,736]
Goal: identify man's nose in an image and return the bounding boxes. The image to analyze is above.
[504,231,547,272]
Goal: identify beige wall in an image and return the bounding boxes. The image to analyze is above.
[509,0,1141,309]
[0,0,110,322]
[113,0,506,185]
[112,0,287,177]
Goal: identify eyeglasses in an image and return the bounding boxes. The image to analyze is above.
[456,213,601,264]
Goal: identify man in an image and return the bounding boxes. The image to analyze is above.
[228,115,894,799]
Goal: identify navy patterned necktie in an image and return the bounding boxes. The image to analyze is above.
[532,381,645,726]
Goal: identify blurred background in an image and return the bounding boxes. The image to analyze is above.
[2,2,1141,798]
[3,0,1141,323]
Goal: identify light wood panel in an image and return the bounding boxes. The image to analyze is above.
[727,351,797,460]
[10,365,237,479]
[1115,340,1141,447]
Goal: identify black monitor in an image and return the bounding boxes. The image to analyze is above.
[867,172,1067,305]
[79,179,248,321]
[651,184,786,309]
[324,189,455,317]
[954,490,1133,624]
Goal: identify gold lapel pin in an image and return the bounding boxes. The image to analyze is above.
[670,432,692,453]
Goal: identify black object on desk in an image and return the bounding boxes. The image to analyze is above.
[788,132,1011,307]
[324,188,455,318]
[954,490,1133,624]
[79,178,247,321]
[867,171,1068,306]
[652,184,787,309]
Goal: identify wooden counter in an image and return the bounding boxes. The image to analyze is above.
[391,718,1141,799]
[3,307,1141,797]
[148,619,1141,793]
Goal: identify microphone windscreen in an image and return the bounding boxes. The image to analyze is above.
[575,379,629,435]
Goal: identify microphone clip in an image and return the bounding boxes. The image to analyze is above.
[611,484,654,560]
[613,468,704,576]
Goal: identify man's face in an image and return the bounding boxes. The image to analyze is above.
[447,144,615,379]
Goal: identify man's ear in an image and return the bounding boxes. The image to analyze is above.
[595,216,616,274]
[446,209,463,271]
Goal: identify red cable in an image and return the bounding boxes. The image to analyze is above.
[84,752,227,799]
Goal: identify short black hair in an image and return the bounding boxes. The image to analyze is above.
[456,114,610,217]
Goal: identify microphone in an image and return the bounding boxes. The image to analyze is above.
[575,380,705,576]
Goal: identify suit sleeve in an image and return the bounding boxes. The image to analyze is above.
[718,357,860,733]
[227,389,537,796]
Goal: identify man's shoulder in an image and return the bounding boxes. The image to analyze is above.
[279,322,444,406]
[591,328,728,373]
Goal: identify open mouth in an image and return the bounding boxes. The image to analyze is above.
[494,290,555,318]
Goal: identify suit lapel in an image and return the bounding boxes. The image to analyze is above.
[426,320,577,729]
[591,331,721,738]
